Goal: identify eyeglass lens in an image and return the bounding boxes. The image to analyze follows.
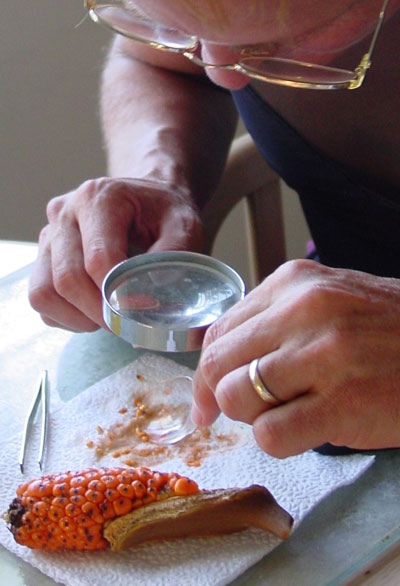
[241,57,356,85]
[93,4,197,49]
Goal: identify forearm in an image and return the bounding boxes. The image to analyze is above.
[101,37,238,209]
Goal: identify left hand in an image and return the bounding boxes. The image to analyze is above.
[191,259,400,457]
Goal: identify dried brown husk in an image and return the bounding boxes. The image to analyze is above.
[104,484,293,551]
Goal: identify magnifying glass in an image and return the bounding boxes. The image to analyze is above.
[102,251,246,352]
[102,251,246,444]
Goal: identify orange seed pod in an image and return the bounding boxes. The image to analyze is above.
[5,467,199,551]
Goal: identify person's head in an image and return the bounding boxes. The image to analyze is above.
[87,0,399,89]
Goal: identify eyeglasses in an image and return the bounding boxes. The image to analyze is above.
[85,0,389,90]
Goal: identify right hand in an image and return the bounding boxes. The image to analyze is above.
[29,177,204,332]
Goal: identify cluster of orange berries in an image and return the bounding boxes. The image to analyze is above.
[7,467,199,551]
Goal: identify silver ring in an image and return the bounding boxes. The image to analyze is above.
[248,358,280,406]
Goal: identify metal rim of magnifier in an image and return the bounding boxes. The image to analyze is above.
[102,251,246,352]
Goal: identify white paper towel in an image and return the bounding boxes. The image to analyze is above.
[0,354,374,586]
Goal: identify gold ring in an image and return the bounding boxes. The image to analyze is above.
[248,358,280,406]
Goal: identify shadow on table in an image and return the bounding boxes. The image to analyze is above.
[55,328,200,402]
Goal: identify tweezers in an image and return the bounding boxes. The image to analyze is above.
[19,370,49,474]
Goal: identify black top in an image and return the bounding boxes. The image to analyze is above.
[232,85,400,278]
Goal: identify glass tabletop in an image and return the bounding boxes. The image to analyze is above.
[0,262,399,586]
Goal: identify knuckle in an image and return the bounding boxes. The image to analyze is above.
[28,282,51,313]
[79,177,119,203]
[214,377,237,420]
[83,241,108,278]
[273,258,314,281]
[202,317,225,350]
[38,224,50,244]
[52,266,81,300]
[215,375,253,424]
[46,196,65,221]
[259,356,279,389]
[321,327,355,365]
[40,314,59,329]
[286,282,334,322]
[253,416,288,458]
[298,284,331,314]
[199,341,221,391]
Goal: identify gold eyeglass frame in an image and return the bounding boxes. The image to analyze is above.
[85,0,390,90]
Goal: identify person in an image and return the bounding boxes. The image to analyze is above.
[29,0,400,457]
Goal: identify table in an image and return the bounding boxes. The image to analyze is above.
[0,240,399,586]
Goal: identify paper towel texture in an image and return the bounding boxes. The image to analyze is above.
[0,354,374,586]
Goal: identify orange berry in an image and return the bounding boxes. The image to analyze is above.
[26,480,53,498]
[84,470,101,482]
[16,481,30,496]
[88,480,106,492]
[131,498,143,510]
[52,496,68,508]
[137,467,151,483]
[48,506,64,522]
[75,513,96,528]
[105,488,119,502]
[142,491,157,505]
[147,486,158,500]
[52,483,68,497]
[132,480,147,499]
[81,502,104,524]
[113,496,132,516]
[69,486,85,497]
[116,483,135,498]
[53,473,71,484]
[101,474,119,488]
[70,475,88,488]
[152,472,169,490]
[59,516,76,531]
[33,501,49,518]
[173,477,199,496]
[99,500,117,520]
[65,503,81,517]
[47,522,63,537]
[70,494,85,506]
[85,489,104,504]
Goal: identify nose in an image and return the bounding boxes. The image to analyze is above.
[200,42,250,90]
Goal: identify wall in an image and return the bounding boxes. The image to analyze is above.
[1,1,106,242]
[0,1,309,281]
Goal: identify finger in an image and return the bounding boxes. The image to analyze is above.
[29,227,100,331]
[148,207,203,254]
[201,282,274,350]
[49,219,105,328]
[252,394,334,458]
[201,259,321,352]
[213,363,278,424]
[77,181,132,288]
[191,367,221,427]
[199,306,281,393]
[247,346,318,404]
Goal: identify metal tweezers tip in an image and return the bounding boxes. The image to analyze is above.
[19,370,49,475]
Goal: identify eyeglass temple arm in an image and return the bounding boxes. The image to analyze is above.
[349,0,389,89]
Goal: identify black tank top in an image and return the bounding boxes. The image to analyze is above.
[232,85,400,278]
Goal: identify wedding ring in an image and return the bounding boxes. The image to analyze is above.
[248,358,280,406]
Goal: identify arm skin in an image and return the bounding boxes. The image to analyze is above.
[28,37,238,332]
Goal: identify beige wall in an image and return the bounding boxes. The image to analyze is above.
[1,1,309,280]
[1,1,106,242]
